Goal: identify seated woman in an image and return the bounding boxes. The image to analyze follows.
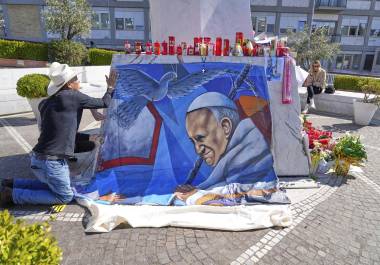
[303,60,326,113]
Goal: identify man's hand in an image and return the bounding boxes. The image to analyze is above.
[89,134,104,144]
[90,109,106,121]
[174,184,197,201]
[105,70,118,91]
[175,184,196,193]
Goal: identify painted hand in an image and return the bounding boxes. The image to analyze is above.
[105,70,118,90]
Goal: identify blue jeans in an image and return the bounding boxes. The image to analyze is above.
[12,153,74,205]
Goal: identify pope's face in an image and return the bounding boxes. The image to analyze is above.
[186,108,232,167]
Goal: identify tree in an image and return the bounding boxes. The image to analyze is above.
[43,0,93,40]
[287,26,340,70]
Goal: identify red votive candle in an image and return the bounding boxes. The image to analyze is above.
[235,32,243,45]
[215,37,222,56]
[176,45,182,55]
[194,37,200,55]
[162,40,168,55]
[145,41,152,55]
[187,45,194,55]
[135,41,142,54]
[169,36,175,55]
[154,41,161,55]
[223,39,230,56]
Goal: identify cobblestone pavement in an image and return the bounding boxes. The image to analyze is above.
[1,111,379,265]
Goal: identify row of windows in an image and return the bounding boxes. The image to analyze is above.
[252,13,380,38]
[91,11,145,31]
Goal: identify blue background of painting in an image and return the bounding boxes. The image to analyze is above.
[77,62,274,205]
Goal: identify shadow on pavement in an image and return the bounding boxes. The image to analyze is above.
[0,116,37,128]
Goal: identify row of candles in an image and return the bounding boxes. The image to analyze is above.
[124,32,290,57]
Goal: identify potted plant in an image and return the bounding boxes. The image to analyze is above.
[353,79,380,126]
[16,73,50,129]
[332,135,367,176]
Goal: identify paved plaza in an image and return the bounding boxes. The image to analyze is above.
[0,110,380,265]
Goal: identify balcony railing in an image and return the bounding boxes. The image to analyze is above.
[316,0,347,9]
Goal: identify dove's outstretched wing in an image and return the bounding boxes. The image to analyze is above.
[111,96,148,129]
[167,69,238,98]
[116,68,159,99]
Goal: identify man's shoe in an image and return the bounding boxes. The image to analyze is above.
[302,104,309,114]
[68,156,78,162]
[310,99,316,109]
[0,187,13,207]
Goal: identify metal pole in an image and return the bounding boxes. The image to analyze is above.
[309,0,316,44]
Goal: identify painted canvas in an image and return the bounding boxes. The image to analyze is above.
[75,61,290,207]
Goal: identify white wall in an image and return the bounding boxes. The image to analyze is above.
[251,0,277,5]
[346,0,371,9]
[0,66,109,116]
[282,0,309,7]
[341,36,365,45]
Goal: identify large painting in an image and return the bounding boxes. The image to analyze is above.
[75,62,290,207]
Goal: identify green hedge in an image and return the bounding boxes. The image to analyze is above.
[88,48,121,65]
[49,40,88,66]
[16,74,50,98]
[334,75,380,93]
[0,39,48,61]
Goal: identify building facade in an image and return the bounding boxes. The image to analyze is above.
[0,0,150,50]
[251,0,380,75]
[0,0,379,75]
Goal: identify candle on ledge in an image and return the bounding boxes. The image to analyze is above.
[176,45,182,55]
[145,41,152,55]
[161,40,168,55]
[154,41,161,55]
[223,39,230,56]
[235,32,244,46]
[215,37,222,56]
[187,45,194,56]
[135,41,142,54]
[169,36,175,55]
[194,37,200,56]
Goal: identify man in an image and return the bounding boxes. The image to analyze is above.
[303,60,326,113]
[174,92,289,206]
[0,62,117,206]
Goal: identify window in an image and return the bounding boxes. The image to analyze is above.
[124,18,134,30]
[312,21,336,36]
[370,18,380,38]
[335,54,362,70]
[251,13,275,34]
[377,51,380,65]
[115,18,124,30]
[92,12,110,30]
[279,13,308,34]
[0,5,5,37]
[341,16,367,37]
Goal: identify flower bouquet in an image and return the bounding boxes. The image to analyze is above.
[332,135,367,176]
[310,142,335,175]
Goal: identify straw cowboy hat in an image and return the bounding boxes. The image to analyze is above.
[47,62,82,96]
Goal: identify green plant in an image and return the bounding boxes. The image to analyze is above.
[358,78,380,107]
[334,75,380,93]
[89,48,121,65]
[16,74,50,98]
[0,210,62,265]
[49,40,88,66]
[287,27,340,70]
[0,39,48,61]
[43,0,93,40]
[333,135,367,176]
